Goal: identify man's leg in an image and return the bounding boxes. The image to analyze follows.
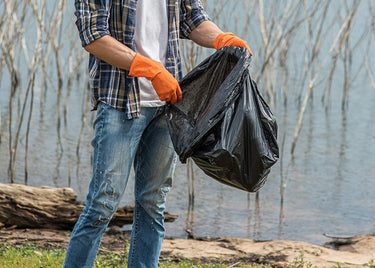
[127,108,177,268]
[63,103,157,268]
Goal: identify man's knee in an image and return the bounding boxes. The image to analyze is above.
[137,181,172,221]
[86,181,122,227]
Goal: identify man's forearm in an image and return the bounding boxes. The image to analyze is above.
[84,35,136,70]
[188,21,223,48]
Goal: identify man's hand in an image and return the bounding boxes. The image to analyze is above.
[129,54,182,105]
[213,32,253,56]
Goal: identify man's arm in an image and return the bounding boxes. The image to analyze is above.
[84,35,136,70]
[74,0,136,70]
[188,21,223,48]
[83,35,181,104]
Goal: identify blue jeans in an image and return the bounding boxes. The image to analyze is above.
[63,102,176,268]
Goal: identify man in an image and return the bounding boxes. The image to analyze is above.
[64,0,252,267]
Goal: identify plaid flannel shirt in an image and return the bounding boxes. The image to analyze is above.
[74,0,210,119]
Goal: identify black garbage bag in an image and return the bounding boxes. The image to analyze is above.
[166,47,279,192]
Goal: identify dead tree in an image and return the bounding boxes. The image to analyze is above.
[0,183,177,230]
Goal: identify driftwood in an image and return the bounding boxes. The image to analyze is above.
[0,183,177,230]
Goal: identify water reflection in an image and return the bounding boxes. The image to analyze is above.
[185,159,195,238]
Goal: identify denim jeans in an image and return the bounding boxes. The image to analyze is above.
[63,102,176,268]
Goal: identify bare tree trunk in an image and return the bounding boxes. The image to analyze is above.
[0,183,177,230]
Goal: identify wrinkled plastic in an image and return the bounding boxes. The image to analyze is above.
[166,47,279,192]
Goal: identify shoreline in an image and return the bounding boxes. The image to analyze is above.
[0,227,374,267]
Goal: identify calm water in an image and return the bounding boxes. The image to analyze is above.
[0,1,374,245]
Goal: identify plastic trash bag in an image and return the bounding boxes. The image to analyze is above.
[166,47,279,192]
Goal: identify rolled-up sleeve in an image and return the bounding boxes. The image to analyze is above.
[180,0,210,39]
[74,0,111,47]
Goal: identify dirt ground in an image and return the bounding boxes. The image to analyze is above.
[0,227,374,267]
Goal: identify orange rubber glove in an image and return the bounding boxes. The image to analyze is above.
[129,53,182,105]
[213,32,253,56]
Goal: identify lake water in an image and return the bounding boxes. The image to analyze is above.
[0,0,374,246]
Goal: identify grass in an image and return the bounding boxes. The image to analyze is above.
[0,242,264,268]
[0,242,65,268]
[0,242,270,268]
[0,243,374,268]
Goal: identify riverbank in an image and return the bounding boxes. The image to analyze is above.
[0,227,374,267]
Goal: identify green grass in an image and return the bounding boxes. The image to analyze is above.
[0,243,374,268]
[0,242,268,268]
[0,242,65,268]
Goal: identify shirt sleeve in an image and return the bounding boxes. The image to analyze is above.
[180,0,210,39]
[74,0,111,47]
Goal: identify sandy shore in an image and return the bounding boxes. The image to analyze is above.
[0,227,374,267]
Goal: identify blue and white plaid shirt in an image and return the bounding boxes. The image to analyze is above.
[74,0,210,119]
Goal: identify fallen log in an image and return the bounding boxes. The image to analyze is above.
[0,183,177,230]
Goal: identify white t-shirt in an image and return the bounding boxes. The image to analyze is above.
[134,0,169,107]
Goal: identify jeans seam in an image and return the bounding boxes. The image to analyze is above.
[129,145,141,266]
[129,205,140,266]
[92,105,106,198]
